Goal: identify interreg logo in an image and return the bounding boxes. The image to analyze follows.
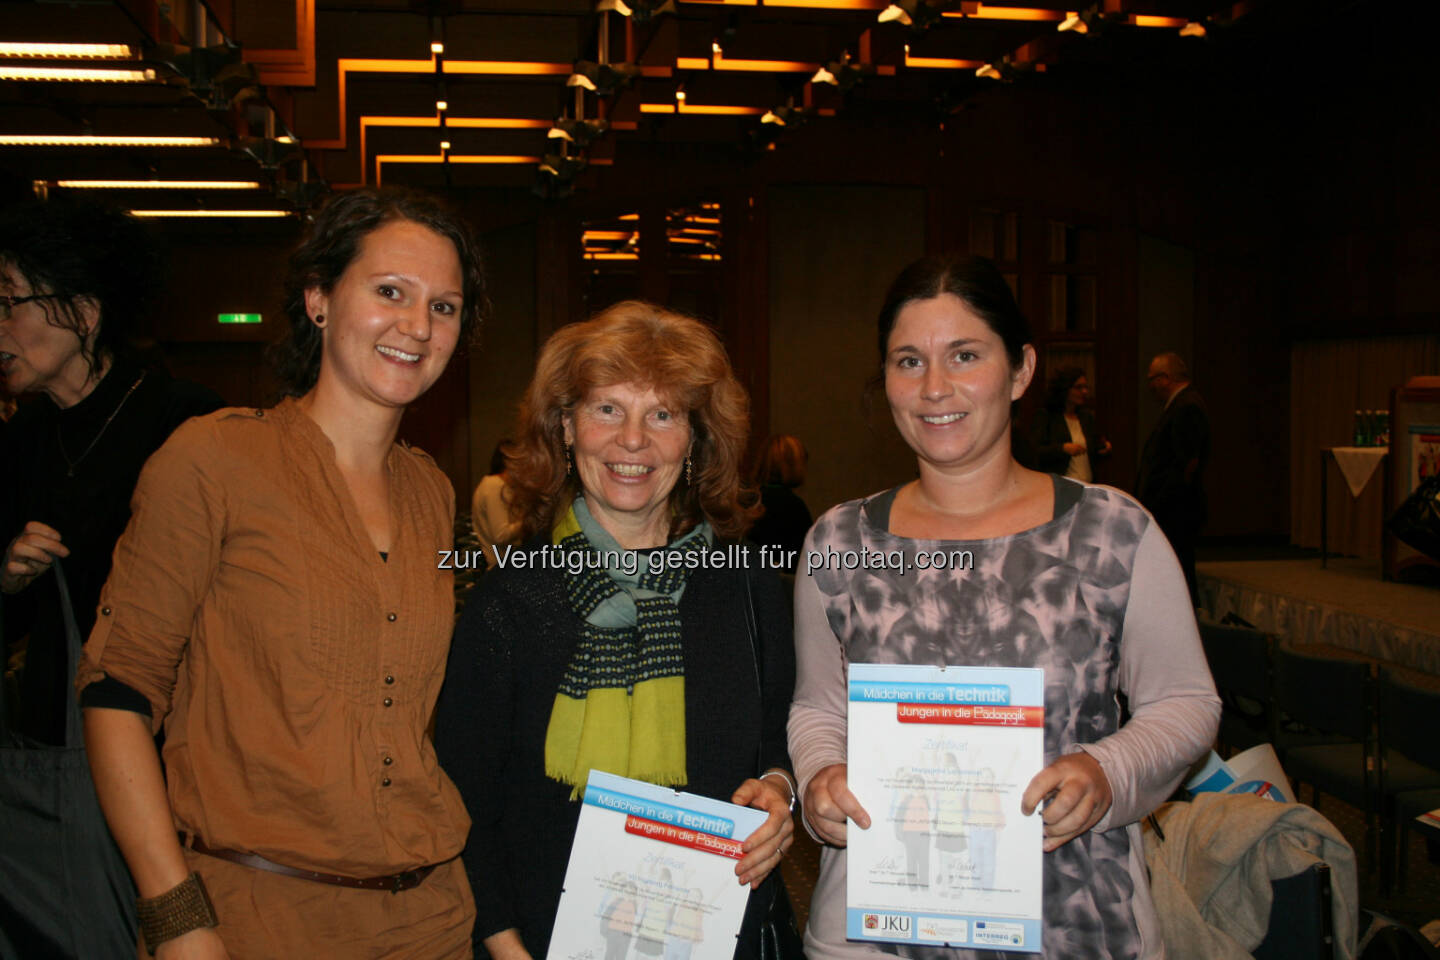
[863,913,912,936]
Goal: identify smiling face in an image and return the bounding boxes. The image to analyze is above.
[564,380,692,548]
[1067,376,1090,411]
[0,259,96,406]
[884,293,1034,473]
[304,218,463,411]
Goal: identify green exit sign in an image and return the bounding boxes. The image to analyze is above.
[218,313,262,324]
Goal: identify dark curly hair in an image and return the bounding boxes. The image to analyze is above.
[0,193,162,378]
[272,187,488,396]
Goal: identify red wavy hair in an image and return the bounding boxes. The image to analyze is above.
[506,301,760,542]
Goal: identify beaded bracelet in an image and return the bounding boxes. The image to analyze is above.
[137,872,218,955]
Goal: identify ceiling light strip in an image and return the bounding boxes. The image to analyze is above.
[904,50,984,69]
[943,4,1065,20]
[0,42,136,58]
[129,209,291,218]
[761,0,884,8]
[0,135,221,147]
[442,61,571,75]
[1129,14,1186,27]
[714,54,820,72]
[0,66,156,82]
[56,179,261,189]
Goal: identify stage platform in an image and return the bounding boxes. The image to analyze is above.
[1197,557,1440,675]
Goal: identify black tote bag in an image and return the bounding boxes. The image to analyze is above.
[0,560,138,959]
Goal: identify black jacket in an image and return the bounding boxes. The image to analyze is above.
[434,537,794,958]
[1028,408,1106,477]
[1136,385,1210,525]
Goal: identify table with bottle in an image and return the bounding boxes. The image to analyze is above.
[1319,409,1391,568]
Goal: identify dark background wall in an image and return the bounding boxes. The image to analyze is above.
[87,10,1437,544]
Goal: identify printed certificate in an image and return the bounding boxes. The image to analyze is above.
[847,663,1045,953]
[546,770,768,960]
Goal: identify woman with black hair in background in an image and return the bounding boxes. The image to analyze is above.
[1027,365,1110,481]
[0,195,222,746]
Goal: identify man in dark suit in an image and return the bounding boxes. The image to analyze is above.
[1137,352,1209,604]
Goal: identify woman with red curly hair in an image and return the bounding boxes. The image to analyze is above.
[435,301,796,960]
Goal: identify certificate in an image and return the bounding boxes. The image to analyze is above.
[846,663,1045,953]
[546,770,768,960]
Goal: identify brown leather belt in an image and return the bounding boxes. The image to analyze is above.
[180,833,441,893]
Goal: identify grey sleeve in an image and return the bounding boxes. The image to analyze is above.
[787,546,850,842]
[1077,521,1221,831]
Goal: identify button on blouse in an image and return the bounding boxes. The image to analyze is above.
[77,399,469,876]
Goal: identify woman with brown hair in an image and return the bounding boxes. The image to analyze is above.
[435,301,796,960]
[78,187,487,958]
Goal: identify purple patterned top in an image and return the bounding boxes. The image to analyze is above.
[789,479,1221,960]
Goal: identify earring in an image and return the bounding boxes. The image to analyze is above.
[685,455,693,485]
[565,441,574,476]
[313,314,326,329]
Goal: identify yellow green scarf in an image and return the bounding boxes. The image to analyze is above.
[543,498,712,796]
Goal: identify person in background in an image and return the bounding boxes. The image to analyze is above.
[789,254,1220,959]
[1137,351,1210,605]
[79,187,486,958]
[1028,365,1110,481]
[436,301,795,960]
[471,439,520,568]
[0,194,222,749]
[746,434,813,572]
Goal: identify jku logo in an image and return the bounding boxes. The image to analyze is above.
[865,913,912,934]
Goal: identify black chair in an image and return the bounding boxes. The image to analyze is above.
[1377,668,1440,893]
[1252,863,1334,960]
[1274,645,1377,870]
[1198,620,1275,756]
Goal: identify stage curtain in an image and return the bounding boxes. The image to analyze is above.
[1290,334,1440,558]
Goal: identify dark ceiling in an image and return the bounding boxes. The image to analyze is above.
[0,0,1358,212]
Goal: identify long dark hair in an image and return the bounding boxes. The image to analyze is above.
[0,194,162,378]
[272,187,488,396]
[876,254,1031,370]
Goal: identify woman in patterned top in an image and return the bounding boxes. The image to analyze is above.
[788,255,1220,959]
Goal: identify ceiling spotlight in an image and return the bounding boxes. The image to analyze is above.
[712,41,723,56]
[548,126,573,141]
[675,88,687,102]
[436,100,448,111]
[597,0,634,14]
[1058,12,1088,33]
[811,66,837,85]
[440,140,451,150]
[567,72,598,91]
[760,110,785,126]
[975,63,1003,80]
[431,41,445,54]
[878,4,912,24]
[1179,21,1206,37]
[274,135,295,144]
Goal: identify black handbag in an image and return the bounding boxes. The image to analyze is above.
[1387,471,1440,562]
[0,560,138,959]
[739,570,807,960]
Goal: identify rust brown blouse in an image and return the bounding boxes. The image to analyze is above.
[78,398,470,876]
